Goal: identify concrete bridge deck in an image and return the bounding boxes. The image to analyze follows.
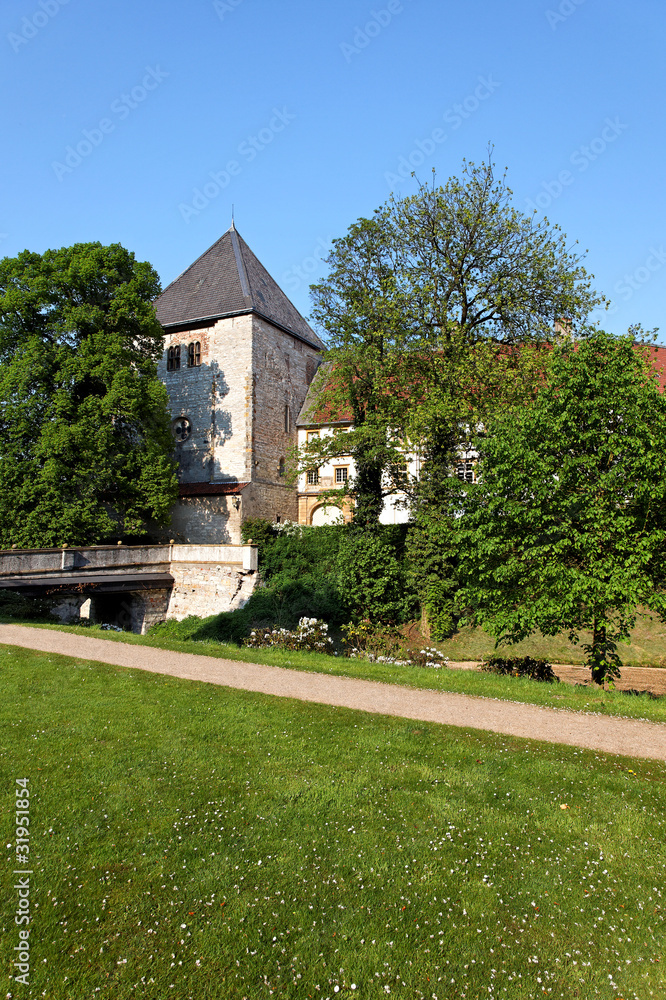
[0,544,258,632]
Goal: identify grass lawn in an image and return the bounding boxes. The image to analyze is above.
[7,617,666,726]
[1,645,665,999]
[434,614,666,668]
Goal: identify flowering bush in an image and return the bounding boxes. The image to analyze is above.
[341,622,449,669]
[409,647,448,668]
[272,519,305,537]
[341,620,405,658]
[243,617,334,654]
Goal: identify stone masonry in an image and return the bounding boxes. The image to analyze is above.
[0,544,258,635]
[154,225,324,543]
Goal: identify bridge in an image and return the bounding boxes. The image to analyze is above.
[0,543,258,633]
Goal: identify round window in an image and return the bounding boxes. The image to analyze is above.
[172,417,192,442]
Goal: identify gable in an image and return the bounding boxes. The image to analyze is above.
[154,224,324,350]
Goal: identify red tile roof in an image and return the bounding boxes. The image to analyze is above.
[178,482,249,497]
[643,343,666,392]
[297,342,666,427]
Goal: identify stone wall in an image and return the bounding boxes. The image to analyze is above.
[249,314,320,524]
[242,480,298,525]
[159,311,321,540]
[158,314,255,484]
[167,495,243,545]
[167,561,255,620]
[1,544,258,635]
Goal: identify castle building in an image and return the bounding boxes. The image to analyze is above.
[155,231,666,543]
[154,225,323,544]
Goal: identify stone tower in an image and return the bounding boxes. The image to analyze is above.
[154,224,323,543]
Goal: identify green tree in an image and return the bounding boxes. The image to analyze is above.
[303,213,416,528]
[306,152,601,528]
[336,525,415,624]
[452,331,666,684]
[0,242,178,546]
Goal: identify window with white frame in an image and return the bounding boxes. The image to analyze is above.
[455,460,476,483]
[335,466,348,484]
[307,469,319,485]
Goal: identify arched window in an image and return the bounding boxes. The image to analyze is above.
[188,341,201,367]
[167,345,181,372]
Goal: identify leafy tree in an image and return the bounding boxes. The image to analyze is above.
[303,213,416,528]
[336,525,416,625]
[452,331,666,684]
[0,242,178,546]
[305,152,601,527]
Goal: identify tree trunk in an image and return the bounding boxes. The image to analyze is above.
[353,459,384,529]
[590,618,607,686]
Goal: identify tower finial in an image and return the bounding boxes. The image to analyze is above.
[231,204,235,229]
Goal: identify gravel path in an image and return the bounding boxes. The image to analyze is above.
[3,624,666,762]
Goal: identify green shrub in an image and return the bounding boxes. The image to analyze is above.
[409,646,449,668]
[341,620,406,659]
[336,527,417,625]
[481,655,559,683]
[0,589,53,621]
[240,517,278,559]
[241,518,343,583]
[148,577,347,646]
[406,513,461,637]
[424,581,456,640]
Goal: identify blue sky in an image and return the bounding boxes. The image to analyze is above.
[2,0,664,339]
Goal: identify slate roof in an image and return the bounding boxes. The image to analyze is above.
[154,224,323,350]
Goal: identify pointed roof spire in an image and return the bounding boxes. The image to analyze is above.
[154,228,322,349]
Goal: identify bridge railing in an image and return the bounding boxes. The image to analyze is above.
[0,543,257,581]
